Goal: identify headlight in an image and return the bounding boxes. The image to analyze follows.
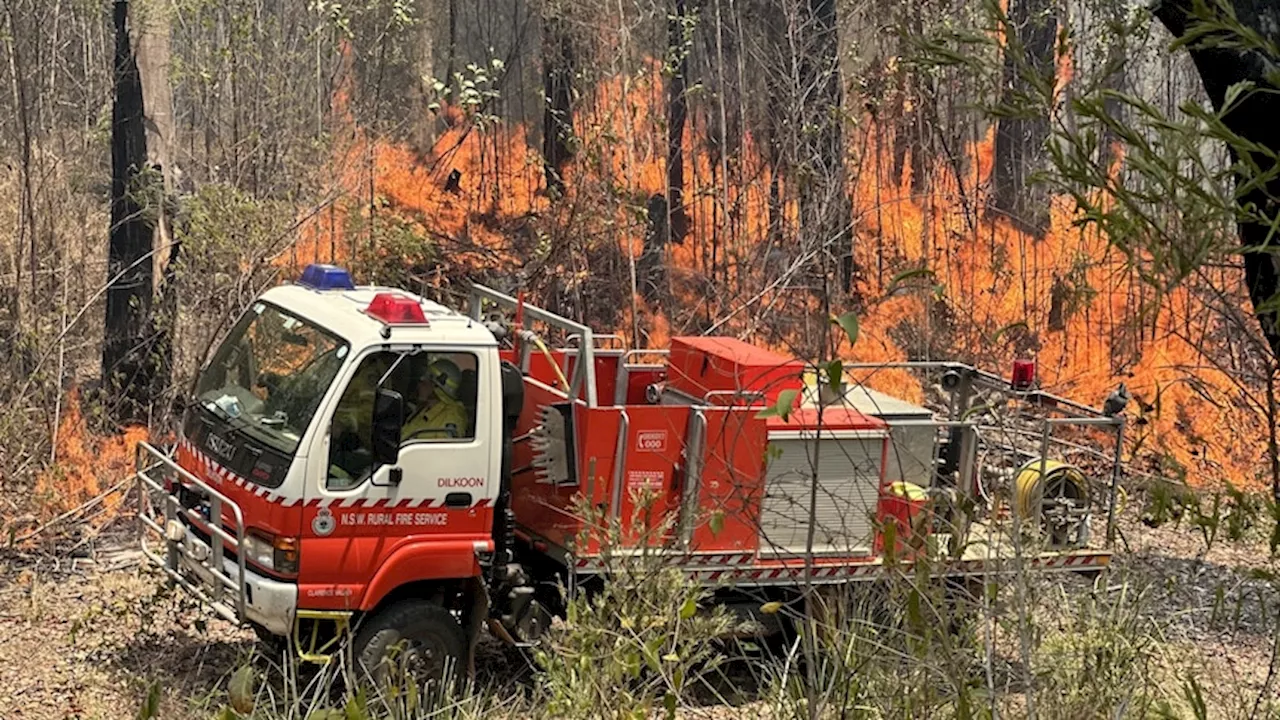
[242,531,300,576]
[242,533,275,570]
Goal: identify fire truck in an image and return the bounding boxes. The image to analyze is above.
[136,264,1124,682]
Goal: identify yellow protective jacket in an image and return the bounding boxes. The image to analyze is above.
[403,389,469,440]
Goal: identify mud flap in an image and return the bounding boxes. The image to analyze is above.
[461,575,490,682]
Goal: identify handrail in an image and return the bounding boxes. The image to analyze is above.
[702,389,768,408]
[614,349,671,405]
[621,348,670,361]
[469,285,598,407]
[565,333,627,351]
[839,361,1111,419]
[609,411,631,519]
[679,409,707,548]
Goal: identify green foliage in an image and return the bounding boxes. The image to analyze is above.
[173,184,296,380]
[1037,3,1280,331]
[344,202,438,292]
[822,359,843,392]
[427,58,507,126]
[1269,495,1280,556]
[228,664,258,714]
[136,681,161,720]
[831,311,860,348]
[885,267,937,297]
[1141,479,1193,528]
[1224,482,1262,541]
[990,321,1029,345]
[1189,490,1225,552]
[764,575,987,719]
[1033,583,1165,718]
[533,565,732,719]
[531,500,735,719]
[755,388,799,421]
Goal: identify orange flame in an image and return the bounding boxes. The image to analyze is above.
[293,55,1265,490]
[852,123,1264,489]
[35,389,148,521]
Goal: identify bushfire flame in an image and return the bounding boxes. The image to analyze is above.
[36,389,147,522]
[289,57,1265,490]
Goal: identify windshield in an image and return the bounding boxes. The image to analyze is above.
[195,301,348,455]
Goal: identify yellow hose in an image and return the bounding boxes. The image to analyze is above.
[1014,459,1089,518]
[525,331,572,392]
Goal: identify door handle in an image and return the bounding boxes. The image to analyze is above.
[445,492,472,508]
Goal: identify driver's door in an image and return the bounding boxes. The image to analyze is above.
[296,347,493,610]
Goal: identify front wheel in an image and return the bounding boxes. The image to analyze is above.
[352,600,467,693]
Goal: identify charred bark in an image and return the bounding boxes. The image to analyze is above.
[665,0,692,245]
[1153,0,1280,361]
[541,14,574,197]
[800,0,854,294]
[991,0,1057,236]
[103,0,158,421]
[892,2,930,194]
[640,194,669,301]
[1099,5,1129,168]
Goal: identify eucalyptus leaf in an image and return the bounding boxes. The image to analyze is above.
[831,311,861,347]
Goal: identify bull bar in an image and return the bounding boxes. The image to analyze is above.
[136,441,248,626]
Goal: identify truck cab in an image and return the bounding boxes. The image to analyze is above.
[139,265,513,681]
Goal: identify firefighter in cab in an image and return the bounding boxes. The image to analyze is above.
[403,356,468,440]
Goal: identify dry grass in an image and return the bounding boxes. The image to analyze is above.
[0,546,253,719]
[1,499,1278,719]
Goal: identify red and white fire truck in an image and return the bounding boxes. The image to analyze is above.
[136,264,1123,680]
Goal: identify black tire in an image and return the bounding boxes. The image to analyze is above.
[352,600,467,692]
[250,622,289,660]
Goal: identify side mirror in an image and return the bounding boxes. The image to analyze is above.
[371,388,404,467]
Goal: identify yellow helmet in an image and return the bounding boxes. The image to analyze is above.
[429,357,462,399]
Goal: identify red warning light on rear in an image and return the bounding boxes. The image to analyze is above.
[1011,359,1036,390]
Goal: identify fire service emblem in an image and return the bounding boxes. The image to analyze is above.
[312,507,336,536]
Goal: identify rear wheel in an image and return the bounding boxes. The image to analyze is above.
[352,600,467,692]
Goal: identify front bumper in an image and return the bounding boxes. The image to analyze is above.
[176,528,298,636]
[138,441,298,638]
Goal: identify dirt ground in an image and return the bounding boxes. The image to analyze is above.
[2,511,1278,719]
[0,545,251,719]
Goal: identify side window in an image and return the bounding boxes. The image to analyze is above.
[401,352,478,445]
[327,351,479,489]
[328,351,398,489]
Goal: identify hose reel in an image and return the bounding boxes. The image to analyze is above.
[1013,459,1091,547]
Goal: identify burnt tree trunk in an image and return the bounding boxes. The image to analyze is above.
[800,0,854,294]
[1099,4,1128,168]
[1153,0,1280,362]
[103,0,158,421]
[541,14,574,197]
[641,0,695,302]
[665,0,692,245]
[991,0,1057,235]
[892,2,930,194]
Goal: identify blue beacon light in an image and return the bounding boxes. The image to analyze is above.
[298,264,355,291]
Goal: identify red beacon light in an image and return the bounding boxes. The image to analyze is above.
[1011,358,1036,391]
[365,293,429,335]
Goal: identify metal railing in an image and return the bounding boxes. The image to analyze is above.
[136,442,247,625]
[469,285,599,407]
